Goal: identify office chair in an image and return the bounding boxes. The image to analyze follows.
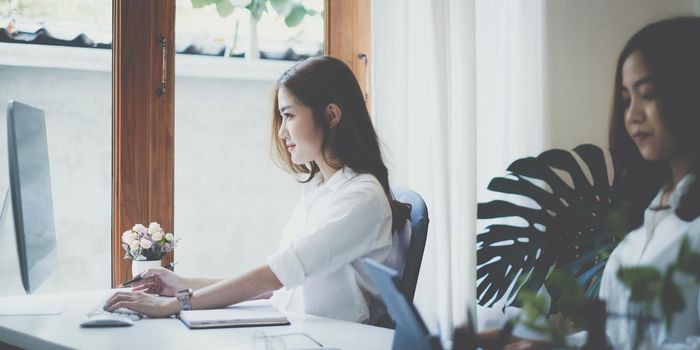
[392,187,430,302]
[369,187,429,327]
[476,144,623,314]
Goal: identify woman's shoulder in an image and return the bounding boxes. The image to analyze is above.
[336,170,390,209]
[611,213,700,264]
[300,168,385,201]
[347,171,383,187]
[347,176,389,206]
[336,168,384,192]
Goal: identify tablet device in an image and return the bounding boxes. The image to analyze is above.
[178,300,290,329]
[362,258,441,350]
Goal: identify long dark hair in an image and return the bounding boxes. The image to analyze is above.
[609,17,700,229]
[270,56,410,232]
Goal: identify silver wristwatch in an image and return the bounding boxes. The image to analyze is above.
[176,288,193,311]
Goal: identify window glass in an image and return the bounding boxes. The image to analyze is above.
[176,0,323,59]
[173,0,323,277]
[0,0,112,295]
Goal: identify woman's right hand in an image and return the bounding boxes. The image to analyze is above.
[128,267,187,297]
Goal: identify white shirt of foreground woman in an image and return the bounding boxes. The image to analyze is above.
[267,166,393,323]
[600,174,700,349]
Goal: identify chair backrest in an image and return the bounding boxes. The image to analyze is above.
[392,187,429,302]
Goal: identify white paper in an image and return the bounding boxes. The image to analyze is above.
[0,294,66,315]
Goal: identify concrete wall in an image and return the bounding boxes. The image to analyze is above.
[543,0,696,150]
[173,76,301,279]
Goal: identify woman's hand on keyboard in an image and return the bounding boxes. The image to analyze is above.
[130,267,186,297]
[104,291,180,318]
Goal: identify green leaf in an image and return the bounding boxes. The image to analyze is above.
[516,289,553,336]
[216,0,236,17]
[545,270,587,327]
[546,270,582,295]
[285,4,306,27]
[617,266,662,302]
[660,275,684,331]
[677,251,700,280]
[607,208,629,239]
[270,0,292,17]
[676,238,700,282]
[191,0,219,8]
[518,290,548,322]
[679,237,691,260]
[246,0,268,20]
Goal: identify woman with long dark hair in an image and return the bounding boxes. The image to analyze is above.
[600,17,700,348]
[104,56,410,323]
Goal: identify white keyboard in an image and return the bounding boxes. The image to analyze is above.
[86,295,143,321]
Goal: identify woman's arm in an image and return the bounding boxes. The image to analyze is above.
[187,265,283,310]
[104,264,283,317]
[128,268,224,296]
[184,277,224,290]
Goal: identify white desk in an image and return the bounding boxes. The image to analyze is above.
[0,290,394,350]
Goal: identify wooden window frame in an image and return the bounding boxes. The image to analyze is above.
[111,0,369,285]
[325,0,372,108]
[112,0,175,286]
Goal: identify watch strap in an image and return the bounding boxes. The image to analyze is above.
[176,288,193,311]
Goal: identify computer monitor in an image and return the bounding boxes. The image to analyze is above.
[0,101,58,294]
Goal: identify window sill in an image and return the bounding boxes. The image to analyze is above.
[0,43,294,81]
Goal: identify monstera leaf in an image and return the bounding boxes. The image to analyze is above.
[476,144,624,312]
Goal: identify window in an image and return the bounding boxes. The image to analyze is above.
[0,0,112,295]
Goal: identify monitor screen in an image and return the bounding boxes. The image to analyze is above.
[4,101,57,294]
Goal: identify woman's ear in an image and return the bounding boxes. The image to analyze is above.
[326,103,342,129]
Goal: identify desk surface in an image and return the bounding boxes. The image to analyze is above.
[0,290,394,350]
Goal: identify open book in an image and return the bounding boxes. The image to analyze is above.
[178,300,290,329]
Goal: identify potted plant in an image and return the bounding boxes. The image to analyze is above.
[121,222,178,277]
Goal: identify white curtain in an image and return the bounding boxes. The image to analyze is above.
[472,0,547,331]
[372,0,477,335]
[372,0,545,337]
[474,0,545,202]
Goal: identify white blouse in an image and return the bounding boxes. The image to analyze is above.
[267,167,393,323]
[600,174,700,349]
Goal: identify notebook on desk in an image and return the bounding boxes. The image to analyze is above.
[178,300,290,329]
